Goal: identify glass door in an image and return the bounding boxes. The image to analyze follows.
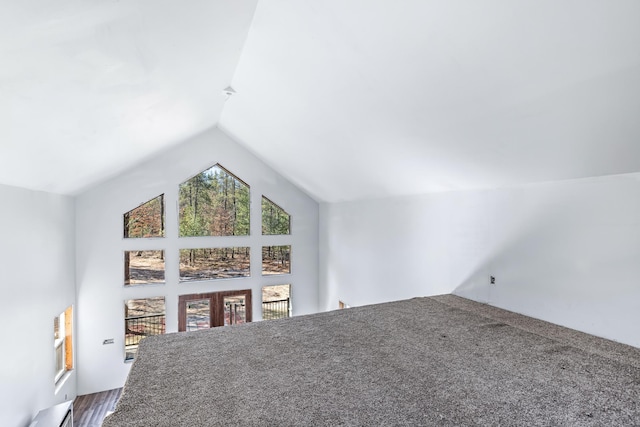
[178,289,252,332]
[223,295,248,326]
[186,299,211,331]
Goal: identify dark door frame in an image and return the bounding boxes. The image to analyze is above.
[178,289,252,332]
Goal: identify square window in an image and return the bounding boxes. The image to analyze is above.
[124,250,165,286]
[262,246,291,276]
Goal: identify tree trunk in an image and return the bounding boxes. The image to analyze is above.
[160,194,165,237]
[124,252,131,285]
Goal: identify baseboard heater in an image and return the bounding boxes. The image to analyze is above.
[30,400,73,427]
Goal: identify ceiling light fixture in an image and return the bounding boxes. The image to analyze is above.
[222,86,236,100]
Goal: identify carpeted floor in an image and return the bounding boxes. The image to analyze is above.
[103,295,640,426]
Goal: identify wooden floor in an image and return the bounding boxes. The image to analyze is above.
[73,388,122,427]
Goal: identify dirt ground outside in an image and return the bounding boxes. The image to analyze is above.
[179,249,251,281]
[126,248,292,284]
[262,284,290,302]
[126,251,165,285]
[124,252,293,357]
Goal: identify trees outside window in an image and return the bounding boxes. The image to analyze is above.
[179,164,250,237]
[262,245,291,275]
[179,247,250,282]
[120,163,295,342]
[124,195,165,238]
[124,250,165,286]
[262,196,290,235]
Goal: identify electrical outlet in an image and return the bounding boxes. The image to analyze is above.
[490,276,496,285]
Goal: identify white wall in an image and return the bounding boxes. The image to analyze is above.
[0,184,76,427]
[319,194,460,309]
[320,173,640,348]
[75,127,319,395]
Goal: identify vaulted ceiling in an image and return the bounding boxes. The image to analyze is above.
[0,0,258,194]
[2,1,640,202]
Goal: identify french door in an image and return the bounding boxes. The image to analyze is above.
[178,289,252,332]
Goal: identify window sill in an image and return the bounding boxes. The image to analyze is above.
[54,370,73,394]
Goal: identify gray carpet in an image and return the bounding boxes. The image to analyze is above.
[103,295,640,426]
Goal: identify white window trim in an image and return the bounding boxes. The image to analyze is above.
[54,312,66,383]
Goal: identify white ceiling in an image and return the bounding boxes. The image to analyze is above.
[0,0,257,194]
[2,1,640,201]
[221,0,640,202]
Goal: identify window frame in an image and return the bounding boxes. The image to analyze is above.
[123,194,166,239]
[179,247,251,282]
[54,306,73,384]
[124,250,166,287]
[261,284,292,320]
[178,290,252,332]
[178,164,251,237]
[124,297,166,361]
[261,196,291,235]
[262,245,292,276]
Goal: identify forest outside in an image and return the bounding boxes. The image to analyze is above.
[124,195,164,238]
[123,165,293,287]
[179,164,250,237]
[262,196,290,235]
[124,166,292,242]
[179,247,250,281]
[125,251,165,286]
[262,245,291,275]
